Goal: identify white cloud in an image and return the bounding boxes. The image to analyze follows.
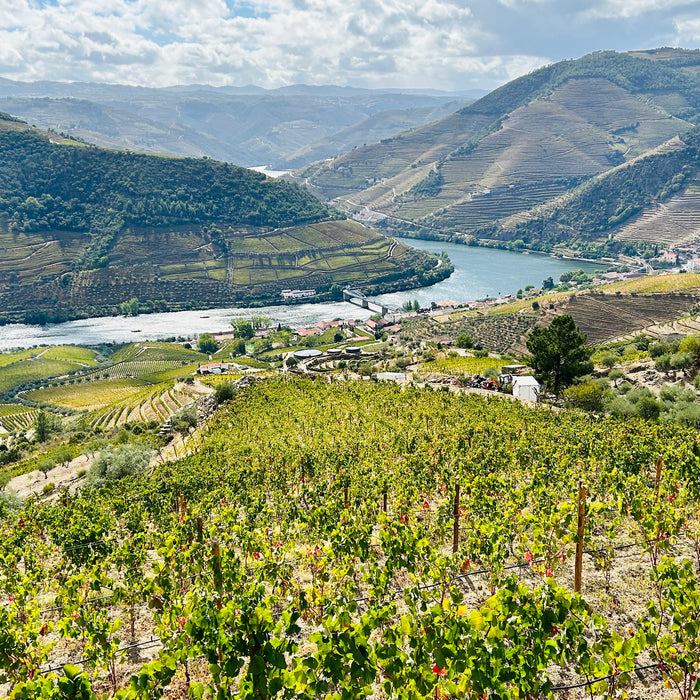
[0,0,699,89]
[674,16,700,42]
[582,0,696,20]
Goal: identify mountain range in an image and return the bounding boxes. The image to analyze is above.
[0,80,477,170]
[298,48,700,258]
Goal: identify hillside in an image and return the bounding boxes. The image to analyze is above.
[2,375,700,698]
[299,49,700,254]
[0,81,473,168]
[0,119,446,323]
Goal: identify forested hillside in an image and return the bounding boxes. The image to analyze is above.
[0,121,445,322]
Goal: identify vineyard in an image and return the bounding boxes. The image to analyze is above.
[561,293,700,345]
[3,376,700,698]
[0,347,98,395]
[86,382,200,430]
[0,405,38,434]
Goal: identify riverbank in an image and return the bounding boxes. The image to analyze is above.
[0,240,602,350]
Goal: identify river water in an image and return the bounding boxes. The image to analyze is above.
[0,238,602,350]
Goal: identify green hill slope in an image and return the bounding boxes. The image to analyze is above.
[299,50,700,252]
[0,120,446,322]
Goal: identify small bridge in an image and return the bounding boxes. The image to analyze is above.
[343,288,392,316]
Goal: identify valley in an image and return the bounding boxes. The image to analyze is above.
[6,44,700,700]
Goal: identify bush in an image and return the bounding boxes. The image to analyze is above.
[607,397,637,417]
[563,381,607,413]
[0,489,23,517]
[670,351,693,373]
[87,442,153,485]
[654,354,672,373]
[215,382,235,404]
[42,482,55,494]
[456,333,473,349]
[171,406,198,434]
[637,396,661,420]
[197,333,219,354]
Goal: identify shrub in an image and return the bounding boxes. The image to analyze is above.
[171,406,198,434]
[42,482,55,494]
[608,368,625,382]
[197,333,219,355]
[0,489,23,517]
[607,397,637,417]
[87,442,153,485]
[637,396,661,420]
[456,333,473,349]
[215,382,235,404]
[563,381,607,413]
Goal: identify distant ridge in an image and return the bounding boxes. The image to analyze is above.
[0,78,475,168]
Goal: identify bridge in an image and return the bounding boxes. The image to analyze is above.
[343,288,393,316]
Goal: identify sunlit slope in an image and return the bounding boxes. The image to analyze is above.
[300,50,700,243]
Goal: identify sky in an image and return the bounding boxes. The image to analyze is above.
[1,0,700,92]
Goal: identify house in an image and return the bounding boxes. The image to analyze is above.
[197,362,229,375]
[512,376,541,402]
[281,288,316,300]
[295,327,318,337]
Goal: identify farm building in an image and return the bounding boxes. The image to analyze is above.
[197,362,229,375]
[511,376,541,402]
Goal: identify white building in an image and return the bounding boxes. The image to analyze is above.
[512,376,541,402]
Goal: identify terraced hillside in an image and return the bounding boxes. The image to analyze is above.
[0,404,38,433]
[0,120,445,322]
[614,177,700,245]
[560,292,700,344]
[299,50,700,249]
[17,342,208,431]
[400,310,538,353]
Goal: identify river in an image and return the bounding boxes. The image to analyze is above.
[0,238,603,350]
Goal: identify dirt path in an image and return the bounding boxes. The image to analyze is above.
[8,453,91,499]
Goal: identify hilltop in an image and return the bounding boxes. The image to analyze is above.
[0,118,446,323]
[298,49,700,258]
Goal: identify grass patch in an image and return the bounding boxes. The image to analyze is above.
[25,378,148,411]
[0,359,83,393]
[41,346,98,365]
[0,347,49,368]
[424,354,505,376]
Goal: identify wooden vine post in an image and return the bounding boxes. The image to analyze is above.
[344,486,349,509]
[196,516,204,543]
[654,455,664,500]
[179,493,186,516]
[211,540,223,606]
[574,481,586,594]
[452,484,461,554]
[382,489,387,513]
